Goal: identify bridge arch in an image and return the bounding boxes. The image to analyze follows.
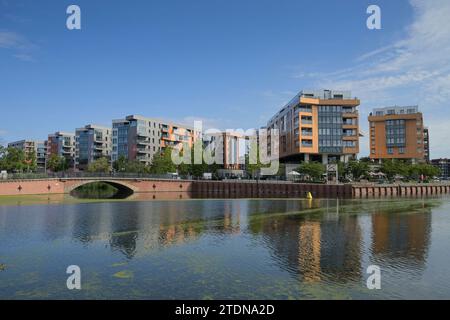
[67,180,137,199]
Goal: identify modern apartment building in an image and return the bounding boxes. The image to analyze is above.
[368,106,427,163]
[266,89,360,164]
[36,140,48,171]
[431,158,449,180]
[7,140,48,171]
[205,131,243,170]
[47,132,76,168]
[75,125,112,170]
[112,115,199,166]
[424,127,430,163]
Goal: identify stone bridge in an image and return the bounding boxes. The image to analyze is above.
[0,178,194,196]
[1,177,450,198]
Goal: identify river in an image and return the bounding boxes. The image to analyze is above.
[0,195,449,299]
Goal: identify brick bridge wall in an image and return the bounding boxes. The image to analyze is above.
[1,178,449,198]
[0,178,194,196]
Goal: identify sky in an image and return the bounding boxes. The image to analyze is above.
[0,0,449,158]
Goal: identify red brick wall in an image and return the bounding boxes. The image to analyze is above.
[0,179,195,196]
[0,179,66,196]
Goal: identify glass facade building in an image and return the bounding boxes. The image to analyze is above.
[112,115,198,166]
[7,140,47,171]
[75,125,112,170]
[267,89,360,164]
[47,132,76,169]
[369,106,427,163]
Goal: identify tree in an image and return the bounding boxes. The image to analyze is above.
[112,155,150,174]
[297,162,325,181]
[24,149,37,172]
[124,160,150,174]
[346,160,369,181]
[150,147,177,174]
[47,154,68,172]
[181,140,211,178]
[380,159,409,180]
[0,147,26,172]
[409,163,440,181]
[276,163,286,178]
[87,157,110,173]
[359,157,371,163]
[113,155,128,172]
[245,141,266,178]
[0,146,5,169]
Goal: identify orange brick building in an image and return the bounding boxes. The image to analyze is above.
[267,90,360,164]
[368,106,428,163]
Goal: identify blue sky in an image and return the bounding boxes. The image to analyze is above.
[1,0,449,158]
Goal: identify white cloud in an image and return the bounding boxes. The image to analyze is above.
[294,0,450,158]
[0,30,36,61]
[0,30,28,49]
[13,53,34,62]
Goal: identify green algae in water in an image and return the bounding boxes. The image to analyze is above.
[0,264,6,271]
[111,262,128,267]
[113,270,134,279]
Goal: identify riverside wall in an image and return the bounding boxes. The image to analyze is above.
[0,178,449,198]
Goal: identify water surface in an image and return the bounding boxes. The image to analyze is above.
[0,195,449,299]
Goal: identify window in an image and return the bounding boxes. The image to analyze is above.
[388,147,394,154]
[399,147,405,154]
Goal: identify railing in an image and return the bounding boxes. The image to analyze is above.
[0,172,185,181]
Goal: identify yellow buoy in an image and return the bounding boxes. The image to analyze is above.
[306,192,313,199]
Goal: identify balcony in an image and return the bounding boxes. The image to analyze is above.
[342,112,358,118]
[342,120,358,129]
[137,155,150,162]
[343,135,358,141]
[343,147,358,154]
[137,131,150,138]
[137,139,151,146]
[137,148,152,154]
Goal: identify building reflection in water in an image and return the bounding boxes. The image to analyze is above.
[57,198,243,259]
[370,200,433,270]
[298,221,321,282]
[0,195,435,276]
[248,199,362,284]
